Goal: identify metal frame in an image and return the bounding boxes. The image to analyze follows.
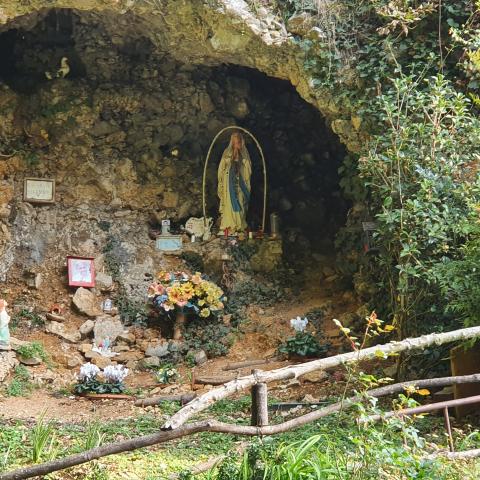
[202,126,267,232]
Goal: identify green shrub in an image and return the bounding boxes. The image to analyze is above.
[16,342,48,361]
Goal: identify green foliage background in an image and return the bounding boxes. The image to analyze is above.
[270,0,480,337]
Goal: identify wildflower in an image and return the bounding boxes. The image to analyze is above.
[78,363,100,381]
[290,316,308,332]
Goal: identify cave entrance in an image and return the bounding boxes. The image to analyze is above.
[0,8,349,263]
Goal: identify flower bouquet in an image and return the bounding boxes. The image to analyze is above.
[74,363,129,396]
[147,271,225,340]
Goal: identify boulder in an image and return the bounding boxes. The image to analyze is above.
[79,320,95,337]
[93,315,124,345]
[18,356,42,366]
[142,356,160,368]
[46,321,81,343]
[95,272,113,291]
[73,288,102,317]
[117,331,135,345]
[145,341,169,358]
[193,350,208,366]
[115,350,144,363]
[78,343,93,354]
[91,355,114,369]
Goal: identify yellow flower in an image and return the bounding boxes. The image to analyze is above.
[200,308,210,318]
[198,299,205,306]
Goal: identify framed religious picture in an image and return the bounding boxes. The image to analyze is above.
[67,256,96,288]
[23,178,55,204]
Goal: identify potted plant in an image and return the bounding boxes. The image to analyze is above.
[74,363,130,399]
[147,271,225,340]
[278,317,330,361]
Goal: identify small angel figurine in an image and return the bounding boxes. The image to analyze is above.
[0,299,11,349]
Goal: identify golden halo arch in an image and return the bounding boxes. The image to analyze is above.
[202,126,268,232]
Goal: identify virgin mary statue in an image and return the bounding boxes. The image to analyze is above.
[217,132,252,233]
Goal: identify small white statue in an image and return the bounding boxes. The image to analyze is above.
[45,57,70,80]
[0,299,11,349]
[185,217,213,241]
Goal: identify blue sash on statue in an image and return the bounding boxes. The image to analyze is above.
[229,163,250,213]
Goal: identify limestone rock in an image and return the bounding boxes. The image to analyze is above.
[249,239,283,273]
[79,320,95,337]
[79,343,93,354]
[302,370,329,383]
[116,350,143,363]
[46,321,81,343]
[95,272,113,291]
[287,12,316,36]
[145,341,169,358]
[193,350,208,366]
[18,356,42,366]
[113,345,130,353]
[91,355,114,369]
[117,331,135,345]
[73,288,102,317]
[93,315,124,345]
[0,351,18,382]
[142,356,160,367]
[9,336,30,351]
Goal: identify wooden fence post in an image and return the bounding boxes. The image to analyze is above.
[251,369,269,427]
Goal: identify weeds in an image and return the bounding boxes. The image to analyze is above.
[30,412,57,463]
[16,342,48,362]
[5,365,33,397]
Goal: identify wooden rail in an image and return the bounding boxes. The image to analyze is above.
[2,326,480,480]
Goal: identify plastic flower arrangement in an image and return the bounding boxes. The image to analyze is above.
[279,316,330,358]
[74,363,129,395]
[148,271,226,339]
[148,271,225,317]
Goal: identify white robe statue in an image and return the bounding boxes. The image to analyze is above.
[0,299,11,348]
[217,132,252,233]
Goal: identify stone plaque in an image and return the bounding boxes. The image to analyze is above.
[23,178,55,204]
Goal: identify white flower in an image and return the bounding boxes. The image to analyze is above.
[290,316,308,333]
[78,363,100,381]
[103,365,129,384]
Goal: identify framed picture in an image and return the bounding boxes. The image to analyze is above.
[67,256,96,288]
[23,178,55,204]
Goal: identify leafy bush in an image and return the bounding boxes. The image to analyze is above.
[435,224,480,327]
[16,342,48,361]
[278,331,329,358]
[183,320,233,358]
[5,365,33,397]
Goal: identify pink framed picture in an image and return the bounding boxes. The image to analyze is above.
[67,256,96,288]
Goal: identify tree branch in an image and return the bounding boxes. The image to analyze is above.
[163,326,480,430]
